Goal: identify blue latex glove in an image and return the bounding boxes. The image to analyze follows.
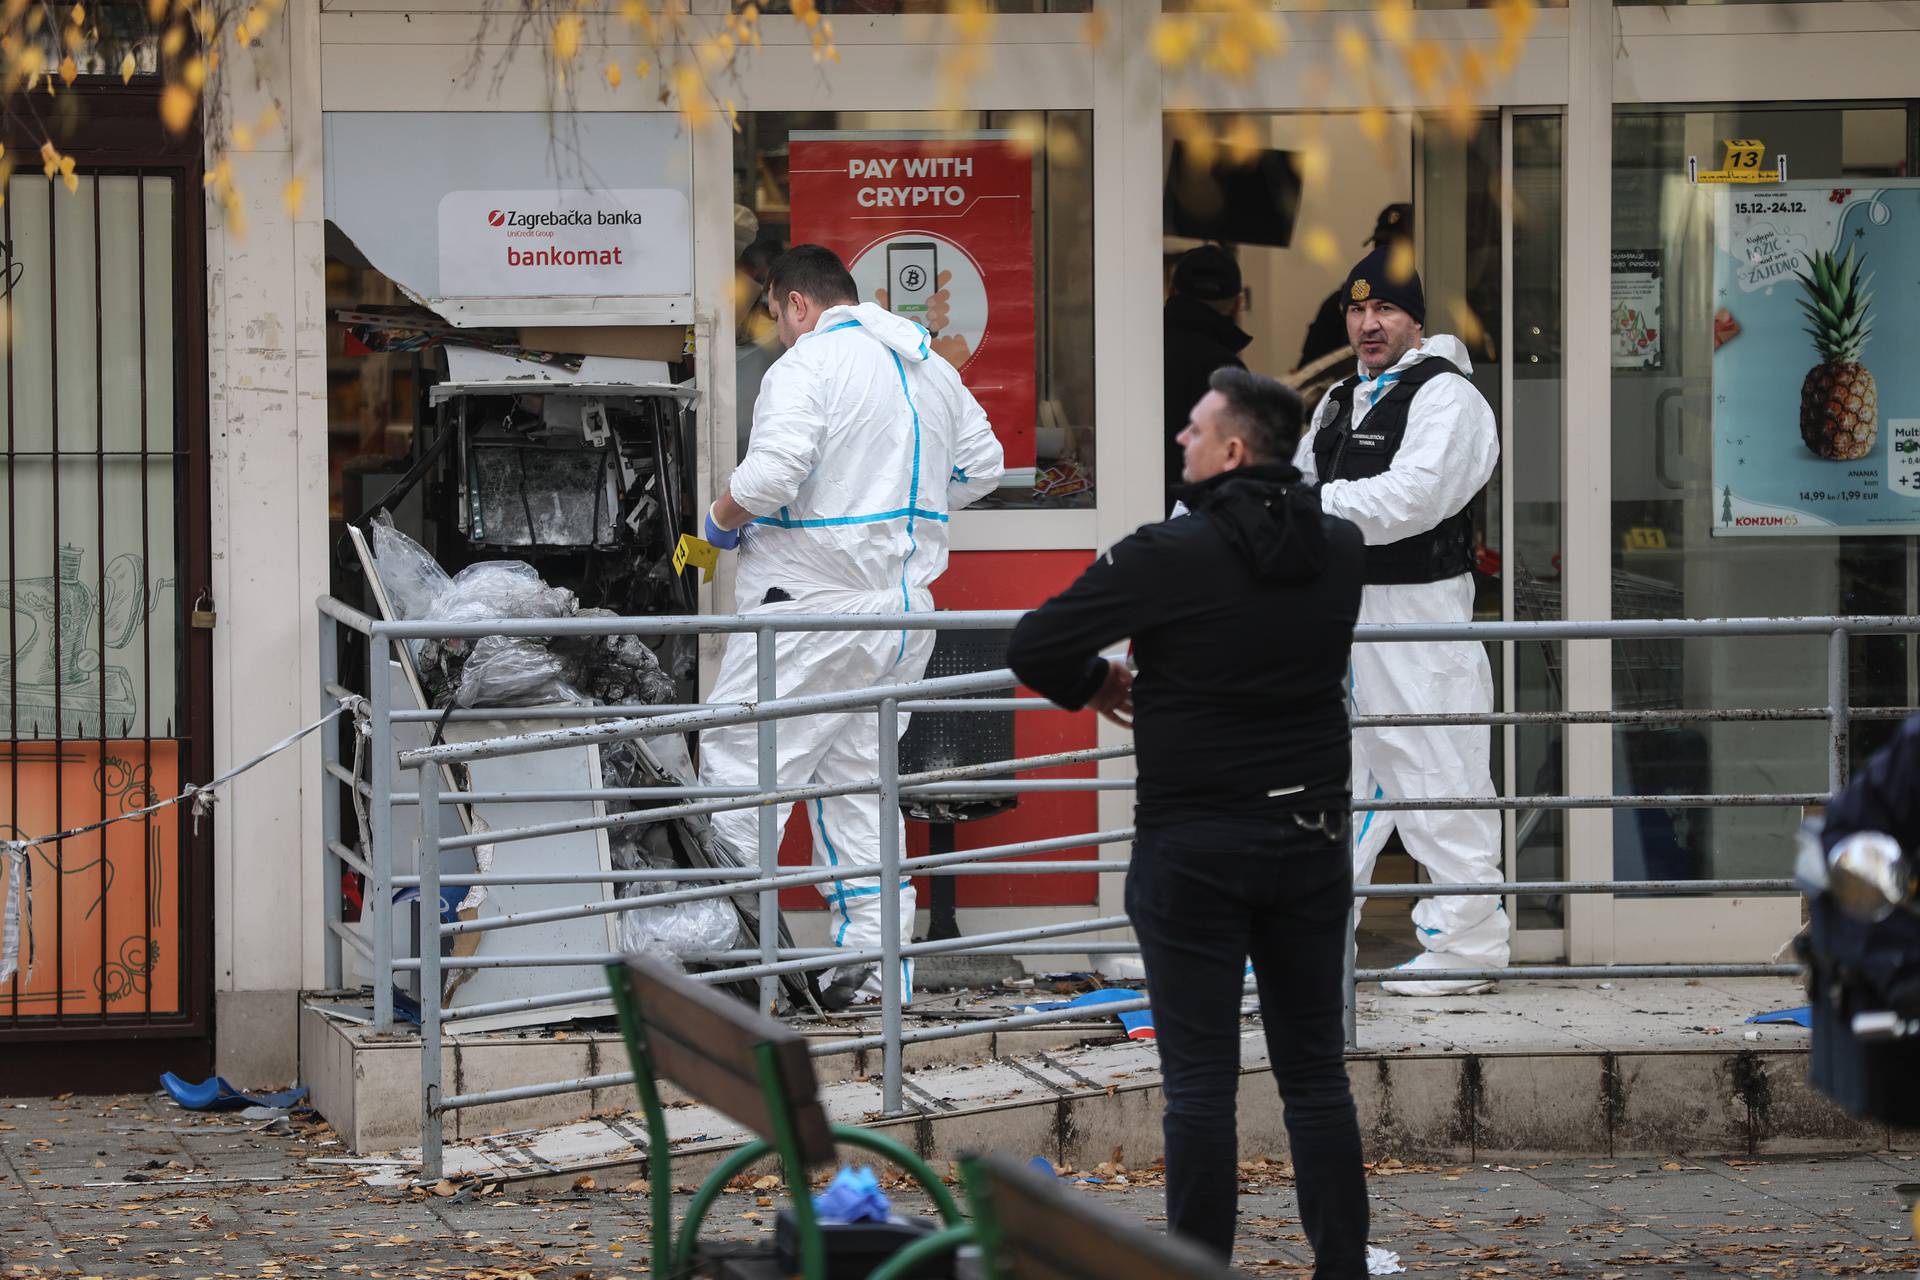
[813,1165,891,1223]
[704,503,742,551]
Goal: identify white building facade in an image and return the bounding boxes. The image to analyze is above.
[6,0,1918,1084]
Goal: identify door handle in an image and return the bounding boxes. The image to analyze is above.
[1653,387,1686,491]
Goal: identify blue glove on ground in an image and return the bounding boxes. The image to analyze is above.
[704,504,741,551]
[813,1165,891,1223]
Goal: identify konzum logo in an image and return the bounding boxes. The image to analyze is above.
[488,210,507,227]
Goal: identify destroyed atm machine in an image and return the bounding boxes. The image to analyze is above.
[321,109,716,697]
[422,347,703,696]
[334,334,718,1030]
[320,115,822,1025]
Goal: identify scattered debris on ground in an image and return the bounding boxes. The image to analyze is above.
[4,1093,1916,1277]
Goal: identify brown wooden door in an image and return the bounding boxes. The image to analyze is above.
[0,87,212,1091]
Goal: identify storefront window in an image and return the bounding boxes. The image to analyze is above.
[734,111,1094,509]
[1609,103,1919,883]
[1163,110,1565,949]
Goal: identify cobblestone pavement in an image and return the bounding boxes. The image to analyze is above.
[3,1094,1917,1277]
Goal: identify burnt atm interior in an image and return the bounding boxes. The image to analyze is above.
[324,229,701,701]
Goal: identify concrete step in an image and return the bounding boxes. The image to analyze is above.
[300,991,1124,1153]
[308,977,1916,1189]
[338,1034,1911,1194]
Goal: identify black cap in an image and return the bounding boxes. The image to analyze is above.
[1367,203,1414,246]
[1341,243,1424,325]
[1171,245,1242,302]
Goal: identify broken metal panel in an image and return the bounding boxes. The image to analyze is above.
[433,341,689,401]
[438,715,620,1034]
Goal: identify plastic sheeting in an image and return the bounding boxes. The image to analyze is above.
[363,514,749,974]
[432,561,581,707]
[0,844,30,985]
[369,515,680,711]
[616,884,738,962]
[601,736,744,964]
[369,514,582,708]
[367,511,450,625]
[452,631,583,708]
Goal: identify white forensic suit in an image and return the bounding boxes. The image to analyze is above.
[1292,335,1508,991]
[701,302,1005,1002]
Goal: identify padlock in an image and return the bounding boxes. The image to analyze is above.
[190,592,217,630]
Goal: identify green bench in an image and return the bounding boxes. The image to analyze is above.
[605,955,963,1279]
[872,1153,1243,1280]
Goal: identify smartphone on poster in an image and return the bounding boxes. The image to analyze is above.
[886,240,939,327]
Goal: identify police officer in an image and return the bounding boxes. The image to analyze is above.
[1293,243,1508,995]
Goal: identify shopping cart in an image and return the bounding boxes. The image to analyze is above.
[1513,568,1685,711]
[1512,569,1702,886]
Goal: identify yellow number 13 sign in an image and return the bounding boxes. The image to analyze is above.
[1690,139,1784,185]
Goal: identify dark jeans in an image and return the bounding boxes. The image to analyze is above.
[1126,812,1369,1278]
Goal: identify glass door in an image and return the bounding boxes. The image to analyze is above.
[1161,108,1567,961]
[1416,112,1569,960]
[1607,102,1917,958]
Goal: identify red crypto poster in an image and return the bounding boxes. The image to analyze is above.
[788,132,1037,474]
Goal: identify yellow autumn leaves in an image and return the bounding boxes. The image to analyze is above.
[4,0,311,224]
[542,0,795,133]
[1155,0,1537,142]
[1150,3,1285,82]
[5,0,1540,245]
[1153,0,1534,279]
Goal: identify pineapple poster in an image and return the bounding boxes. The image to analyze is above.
[1713,182,1920,536]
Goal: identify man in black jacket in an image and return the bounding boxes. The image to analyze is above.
[1007,368,1370,1276]
[1163,246,1253,514]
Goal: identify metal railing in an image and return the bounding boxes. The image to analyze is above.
[316,597,1920,1180]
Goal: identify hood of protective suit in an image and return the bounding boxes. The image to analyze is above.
[1378,334,1474,379]
[1176,462,1328,584]
[812,302,933,363]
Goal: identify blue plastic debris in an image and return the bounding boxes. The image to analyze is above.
[1747,1006,1812,1028]
[159,1073,309,1113]
[813,1165,891,1223]
[1028,1156,1056,1178]
[391,884,466,924]
[1028,987,1155,1040]
[390,988,424,1027]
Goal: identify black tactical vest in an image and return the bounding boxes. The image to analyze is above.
[1311,359,1477,586]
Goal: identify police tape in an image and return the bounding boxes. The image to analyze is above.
[0,695,366,985]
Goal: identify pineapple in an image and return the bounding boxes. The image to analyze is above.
[1795,244,1878,461]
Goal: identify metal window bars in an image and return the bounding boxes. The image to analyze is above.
[316,596,1917,1181]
